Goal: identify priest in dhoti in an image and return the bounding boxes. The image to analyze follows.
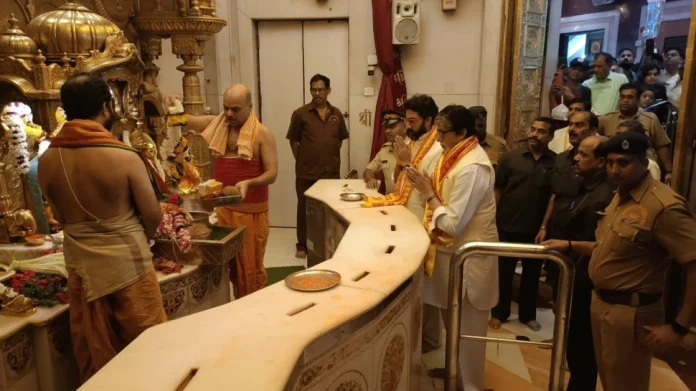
[38,73,168,382]
[179,85,278,298]
[405,105,499,391]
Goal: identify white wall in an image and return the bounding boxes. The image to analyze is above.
[155,39,184,98]
[203,0,503,174]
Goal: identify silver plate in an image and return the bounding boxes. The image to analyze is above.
[285,269,341,292]
[340,192,365,202]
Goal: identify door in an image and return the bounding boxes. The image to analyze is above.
[258,20,349,228]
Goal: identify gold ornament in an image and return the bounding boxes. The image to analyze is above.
[26,2,121,61]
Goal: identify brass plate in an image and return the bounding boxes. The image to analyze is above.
[285,269,341,292]
[340,192,365,202]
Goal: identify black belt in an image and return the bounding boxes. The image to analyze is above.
[596,289,662,307]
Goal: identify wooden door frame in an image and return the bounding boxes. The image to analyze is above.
[497,0,696,197]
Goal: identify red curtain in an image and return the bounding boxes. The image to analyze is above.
[370,0,408,160]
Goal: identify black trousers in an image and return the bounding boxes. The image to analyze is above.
[566,280,597,391]
[295,178,318,251]
[491,231,541,323]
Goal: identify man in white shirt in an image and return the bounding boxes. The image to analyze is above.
[406,105,498,391]
[660,47,684,108]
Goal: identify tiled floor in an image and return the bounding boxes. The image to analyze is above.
[263,227,690,391]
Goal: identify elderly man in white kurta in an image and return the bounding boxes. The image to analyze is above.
[406,105,499,391]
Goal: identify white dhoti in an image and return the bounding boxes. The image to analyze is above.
[422,251,494,391]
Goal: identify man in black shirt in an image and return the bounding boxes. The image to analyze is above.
[542,135,615,391]
[490,117,556,331]
[538,110,600,244]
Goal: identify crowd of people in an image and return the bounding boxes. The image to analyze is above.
[35,47,695,390]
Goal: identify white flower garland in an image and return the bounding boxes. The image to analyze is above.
[5,116,29,174]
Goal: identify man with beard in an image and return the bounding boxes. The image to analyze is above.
[287,74,349,259]
[617,48,638,82]
[541,135,614,391]
[362,95,442,222]
[360,95,443,352]
[661,47,684,108]
[38,73,167,382]
[598,83,673,183]
[363,109,406,193]
[490,117,556,332]
[177,84,278,297]
[406,105,498,390]
[469,106,508,168]
[544,131,696,391]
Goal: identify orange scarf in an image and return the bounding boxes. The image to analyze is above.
[423,136,479,276]
[362,128,439,207]
[50,120,168,198]
[201,112,259,159]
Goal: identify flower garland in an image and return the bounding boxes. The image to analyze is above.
[5,115,30,174]
[9,270,69,307]
[154,193,193,254]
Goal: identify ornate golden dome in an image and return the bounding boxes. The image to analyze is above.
[26,2,121,61]
[0,14,38,59]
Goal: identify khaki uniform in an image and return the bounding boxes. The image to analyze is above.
[365,142,397,194]
[588,175,696,391]
[598,110,670,162]
[479,133,508,167]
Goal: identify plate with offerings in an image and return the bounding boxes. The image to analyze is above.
[285,270,341,292]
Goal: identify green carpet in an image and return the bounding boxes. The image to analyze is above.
[266,266,305,285]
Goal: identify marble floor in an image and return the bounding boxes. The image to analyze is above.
[263,227,691,391]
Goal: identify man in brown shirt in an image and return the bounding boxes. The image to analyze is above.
[287,74,349,259]
[597,83,673,183]
[469,106,508,168]
[544,131,696,391]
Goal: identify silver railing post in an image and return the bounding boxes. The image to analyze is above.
[444,242,574,391]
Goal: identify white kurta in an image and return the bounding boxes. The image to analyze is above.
[419,144,499,391]
[421,145,499,310]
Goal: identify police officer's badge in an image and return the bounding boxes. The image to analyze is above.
[622,140,630,150]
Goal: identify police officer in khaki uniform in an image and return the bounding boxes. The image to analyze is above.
[469,106,508,168]
[597,83,674,183]
[544,131,696,391]
[363,110,406,194]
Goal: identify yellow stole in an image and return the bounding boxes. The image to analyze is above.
[362,128,439,207]
[423,136,479,276]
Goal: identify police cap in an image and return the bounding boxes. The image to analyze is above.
[596,131,648,158]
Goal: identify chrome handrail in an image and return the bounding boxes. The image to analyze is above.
[444,242,575,391]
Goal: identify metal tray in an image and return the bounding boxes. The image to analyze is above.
[340,192,365,202]
[285,269,341,292]
[152,225,245,266]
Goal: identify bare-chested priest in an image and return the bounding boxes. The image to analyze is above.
[38,73,167,383]
[172,84,278,298]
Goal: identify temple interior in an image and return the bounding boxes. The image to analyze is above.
[0,0,695,390]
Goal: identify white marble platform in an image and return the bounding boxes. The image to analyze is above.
[80,180,431,391]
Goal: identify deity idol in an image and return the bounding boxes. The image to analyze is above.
[160,100,200,194]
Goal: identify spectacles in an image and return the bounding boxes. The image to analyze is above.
[310,88,327,94]
[437,128,453,135]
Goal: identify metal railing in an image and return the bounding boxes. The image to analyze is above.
[444,242,575,391]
